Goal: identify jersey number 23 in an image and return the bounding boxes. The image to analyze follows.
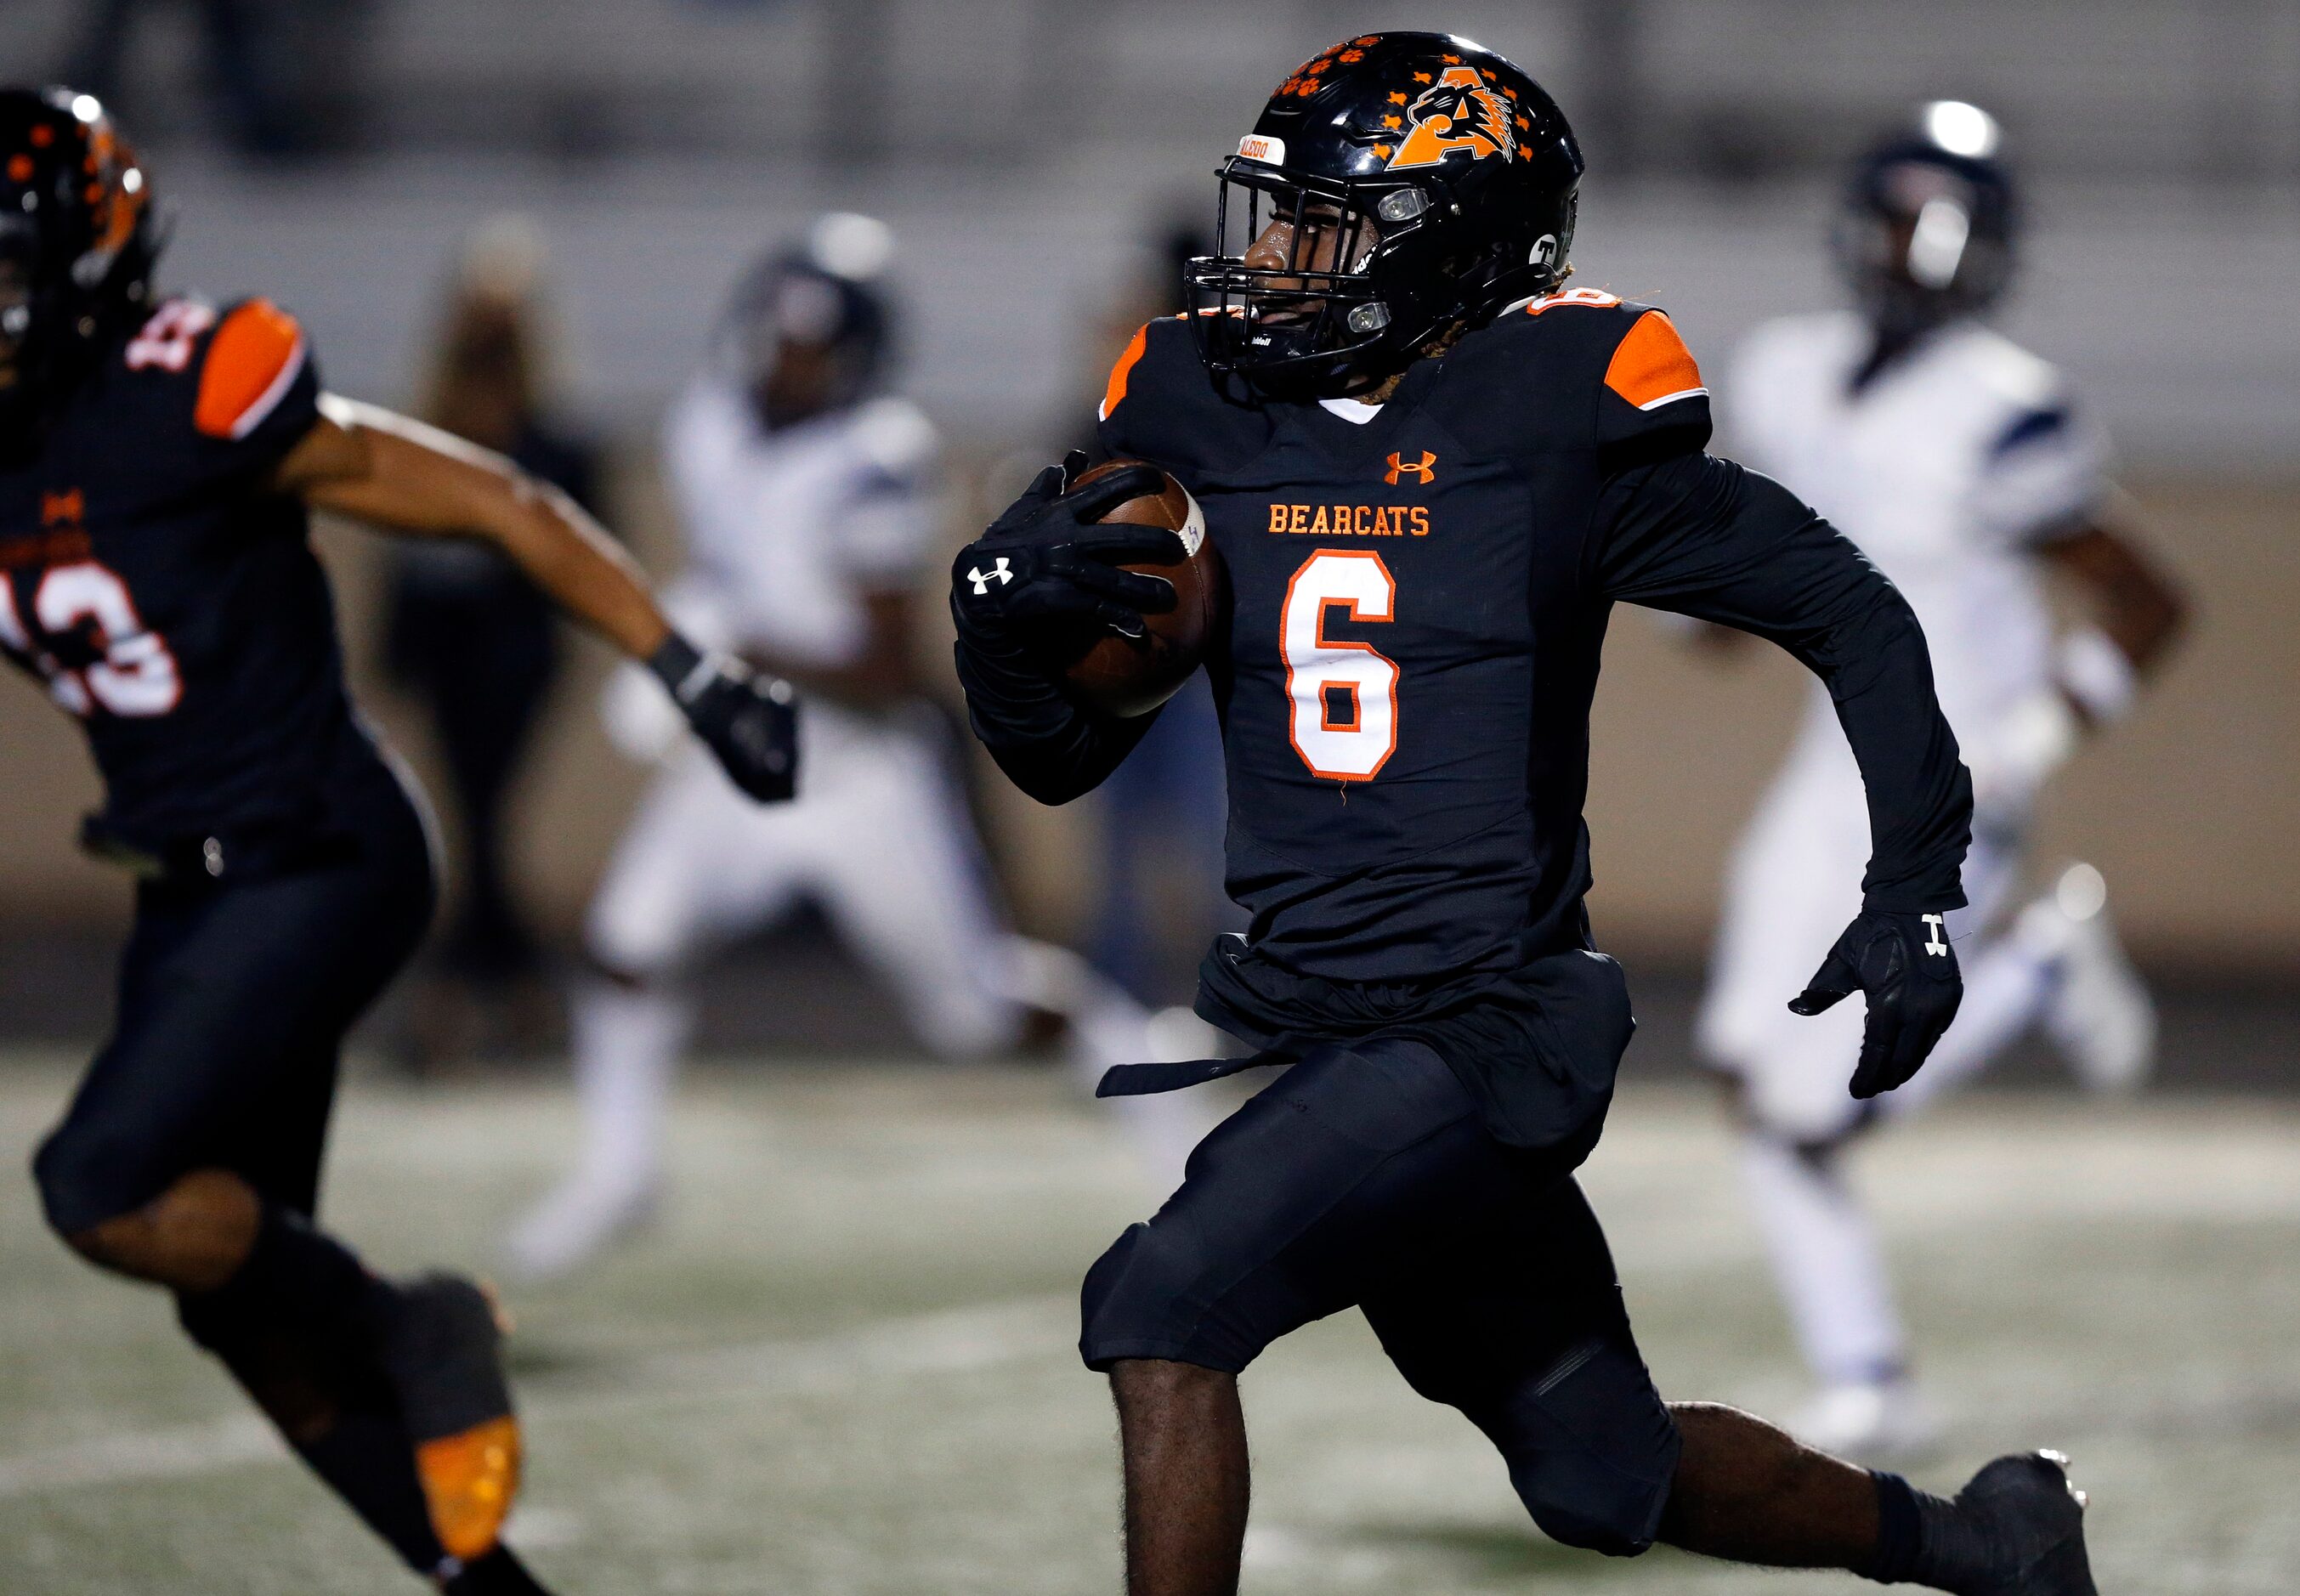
[0,563,184,718]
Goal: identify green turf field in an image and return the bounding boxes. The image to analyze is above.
[3,1054,2296,1594]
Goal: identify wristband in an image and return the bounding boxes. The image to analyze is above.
[2056,625,2138,724]
[645,632,718,707]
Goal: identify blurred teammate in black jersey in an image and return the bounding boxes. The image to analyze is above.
[1,88,796,1593]
[952,33,2099,1596]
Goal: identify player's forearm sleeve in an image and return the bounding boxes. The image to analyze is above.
[953,634,1158,805]
[1591,450,1972,911]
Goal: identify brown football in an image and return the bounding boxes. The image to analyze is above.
[1060,458,1224,718]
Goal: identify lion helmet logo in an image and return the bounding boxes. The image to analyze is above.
[1385,65,1515,170]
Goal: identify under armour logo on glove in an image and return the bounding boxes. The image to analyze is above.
[949,453,1181,646]
[1789,907,1965,1100]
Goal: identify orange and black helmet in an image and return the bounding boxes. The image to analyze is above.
[0,87,164,415]
[1186,32,1583,395]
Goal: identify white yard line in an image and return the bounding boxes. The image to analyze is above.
[0,1295,1074,1501]
[0,1414,281,1499]
[550,1293,1074,1420]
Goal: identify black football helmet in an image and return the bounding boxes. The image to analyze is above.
[1836,100,2015,342]
[1184,31,1583,395]
[0,88,163,427]
[723,212,895,429]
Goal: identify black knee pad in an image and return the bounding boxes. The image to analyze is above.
[1479,1335,1681,1558]
[1079,1220,1254,1374]
[31,1133,80,1242]
[31,1118,140,1242]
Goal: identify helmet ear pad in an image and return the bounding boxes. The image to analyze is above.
[1359,187,1471,360]
[1357,173,1578,360]
[1452,180,1579,321]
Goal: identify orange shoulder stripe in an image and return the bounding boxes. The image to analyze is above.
[1603,308,1706,411]
[1099,322,1152,422]
[195,299,306,439]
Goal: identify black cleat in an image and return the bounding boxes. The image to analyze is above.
[1953,1450,2097,1595]
[378,1273,524,1565]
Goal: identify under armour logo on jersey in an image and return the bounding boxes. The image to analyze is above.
[1922,913,1948,955]
[1384,450,1437,486]
[41,489,84,527]
[967,557,1014,595]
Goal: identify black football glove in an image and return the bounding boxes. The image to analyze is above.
[648,633,798,802]
[950,451,1184,646]
[1789,907,1965,1100]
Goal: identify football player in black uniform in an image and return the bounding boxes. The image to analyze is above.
[951,34,2098,1596]
[1,88,796,1593]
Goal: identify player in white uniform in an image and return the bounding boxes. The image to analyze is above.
[507,217,1204,1278]
[1698,105,2188,1456]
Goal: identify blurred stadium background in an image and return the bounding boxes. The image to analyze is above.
[0,3,2294,1592]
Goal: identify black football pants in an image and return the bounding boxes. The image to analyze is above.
[34,749,434,1236]
[1079,1037,1681,1556]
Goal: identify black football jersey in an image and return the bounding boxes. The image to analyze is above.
[1100,293,1736,984]
[0,295,350,849]
[961,291,1969,1140]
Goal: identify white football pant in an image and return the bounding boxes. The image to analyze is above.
[517,717,1214,1278]
[1699,719,2056,1389]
